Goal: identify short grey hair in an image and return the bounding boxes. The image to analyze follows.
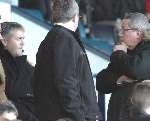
[126,13,150,31]
[124,12,150,40]
[1,22,24,39]
[52,0,79,23]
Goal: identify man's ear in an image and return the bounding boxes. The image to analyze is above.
[72,15,76,22]
[1,39,7,47]
[72,14,78,22]
[137,31,144,39]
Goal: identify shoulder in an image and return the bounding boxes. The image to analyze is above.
[51,26,77,47]
[137,41,150,51]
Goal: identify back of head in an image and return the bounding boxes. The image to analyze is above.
[129,81,150,120]
[52,0,79,23]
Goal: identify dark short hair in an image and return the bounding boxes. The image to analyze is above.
[1,22,24,38]
[52,0,79,23]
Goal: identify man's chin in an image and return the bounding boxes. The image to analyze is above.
[16,52,23,57]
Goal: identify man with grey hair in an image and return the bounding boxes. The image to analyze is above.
[96,12,150,121]
[0,22,38,121]
[33,0,101,121]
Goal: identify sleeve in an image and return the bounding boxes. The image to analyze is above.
[96,63,121,94]
[53,35,86,121]
[110,50,150,80]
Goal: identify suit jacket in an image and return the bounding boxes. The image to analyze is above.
[34,25,101,121]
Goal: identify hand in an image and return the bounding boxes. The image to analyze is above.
[113,43,128,53]
[116,75,137,85]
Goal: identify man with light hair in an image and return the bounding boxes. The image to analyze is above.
[0,22,38,121]
[33,0,101,121]
[96,12,150,121]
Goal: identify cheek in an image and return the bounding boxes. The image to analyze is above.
[121,33,131,43]
[123,33,135,42]
[123,39,131,45]
[7,41,18,51]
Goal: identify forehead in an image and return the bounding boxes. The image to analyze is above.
[9,28,24,35]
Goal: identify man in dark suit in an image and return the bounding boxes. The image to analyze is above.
[33,0,101,121]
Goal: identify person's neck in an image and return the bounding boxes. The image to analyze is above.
[55,21,76,32]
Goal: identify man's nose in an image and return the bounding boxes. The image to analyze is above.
[21,40,24,46]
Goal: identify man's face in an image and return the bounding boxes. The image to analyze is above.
[2,29,25,57]
[0,24,3,40]
[118,18,142,50]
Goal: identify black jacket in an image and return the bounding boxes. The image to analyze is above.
[96,41,150,121]
[0,43,38,121]
[33,25,101,121]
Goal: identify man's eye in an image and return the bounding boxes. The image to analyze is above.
[18,37,24,40]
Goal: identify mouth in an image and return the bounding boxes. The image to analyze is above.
[19,48,23,52]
